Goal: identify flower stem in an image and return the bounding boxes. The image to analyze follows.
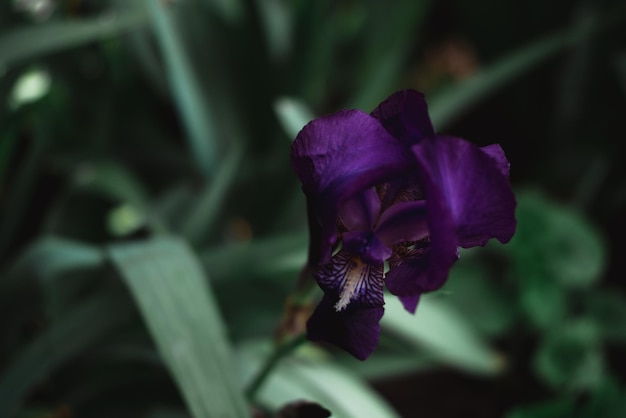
[245,333,308,402]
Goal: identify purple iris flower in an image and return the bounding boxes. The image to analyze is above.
[290,90,516,360]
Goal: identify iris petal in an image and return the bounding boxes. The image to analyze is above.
[338,188,381,232]
[371,89,435,146]
[413,136,517,248]
[374,200,428,247]
[307,294,384,360]
[291,109,414,263]
[386,246,456,301]
[315,250,385,309]
[308,250,385,360]
[481,144,510,177]
[399,294,421,314]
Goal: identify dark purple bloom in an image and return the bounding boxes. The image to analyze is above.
[291,90,516,360]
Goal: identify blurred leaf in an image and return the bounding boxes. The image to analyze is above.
[510,190,606,290]
[256,0,293,61]
[199,0,244,24]
[109,237,249,418]
[442,258,516,336]
[0,237,104,313]
[201,231,308,284]
[429,12,611,129]
[584,290,626,343]
[73,159,167,235]
[0,288,133,418]
[144,0,220,177]
[76,160,149,208]
[533,319,604,391]
[2,236,103,285]
[0,125,16,185]
[338,352,433,381]
[507,379,626,418]
[0,114,49,258]
[0,11,149,69]
[577,378,626,418]
[381,293,502,375]
[274,97,315,140]
[8,68,51,109]
[348,1,431,110]
[520,273,567,330]
[506,399,574,418]
[181,143,244,246]
[238,342,400,418]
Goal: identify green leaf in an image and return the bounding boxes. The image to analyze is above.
[0,12,149,69]
[442,258,516,336]
[533,319,604,391]
[0,289,133,418]
[144,0,220,177]
[348,1,432,110]
[584,290,626,343]
[0,114,49,258]
[0,236,105,318]
[506,399,575,418]
[578,378,626,418]
[199,0,244,24]
[510,190,606,290]
[108,238,249,418]
[381,294,502,375]
[238,342,400,418]
[201,231,308,284]
[255,0,293,61]
[338,352,433,381]
[274,97,315,140]
[180,143,244,246]
[2,236,104,287]
[519,273,567,330]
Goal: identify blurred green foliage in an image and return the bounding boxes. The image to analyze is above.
[1,0,626,417]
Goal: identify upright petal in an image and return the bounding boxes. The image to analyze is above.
[481,144,510,177]
[291,109,414,197]
[371,90,435,146]
[291,110,414,263]
[412,136,517,248]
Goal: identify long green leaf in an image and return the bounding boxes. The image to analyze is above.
[144,0,219,177]
[109,238,249,418]
[201,231,308,284]
[0,289,133,417]
[181,143,244,246]
[381,294,502,375]
[0,237,105,318]
[0,12,149,69]
[238,342,400,418]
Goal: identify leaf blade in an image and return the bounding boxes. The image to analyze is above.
[109,238,249,418]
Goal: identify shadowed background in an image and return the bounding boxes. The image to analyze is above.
[1,0,626,417]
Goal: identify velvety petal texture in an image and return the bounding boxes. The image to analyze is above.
[308,251,385,359]
[307,294,384,360]
[371,89,435,146]
[291,109,415,263]
[290,89,516,360]
[412,136,517,248]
